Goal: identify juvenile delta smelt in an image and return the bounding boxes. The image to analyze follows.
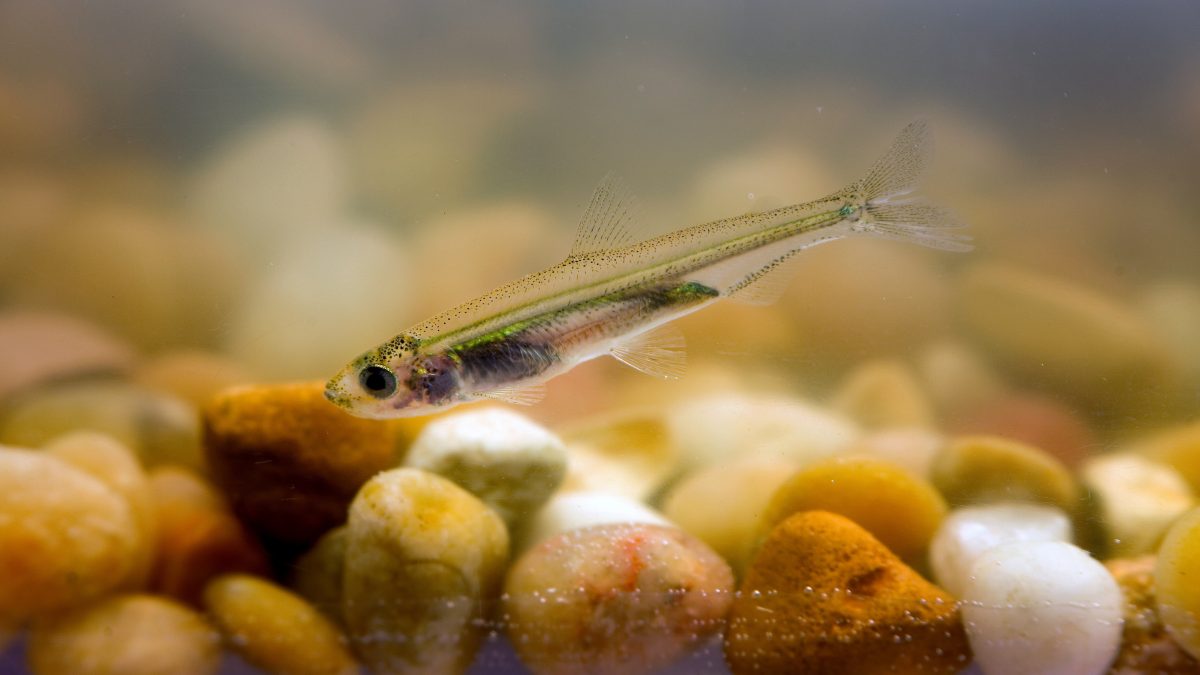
[326,121,970,418]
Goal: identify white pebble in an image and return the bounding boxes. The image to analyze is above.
[518,491,671,555]
[667,393,858,470]
[961,541,1123,675]
[1081,452,1194,556]
[404,408,566,527]
[929,502,1072,598]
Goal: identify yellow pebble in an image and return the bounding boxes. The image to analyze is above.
[204,574,358,675]
[757,455,947,564]
[28,594,220,675]
[932,435,1079,512]
[1155,506,1200,660]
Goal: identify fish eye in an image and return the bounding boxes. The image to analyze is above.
[359,365,397,398]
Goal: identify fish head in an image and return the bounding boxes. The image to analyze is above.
[324,335,463,418]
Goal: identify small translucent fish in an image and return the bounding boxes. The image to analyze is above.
[326,121,970,418]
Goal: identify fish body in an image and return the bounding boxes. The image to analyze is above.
[325,121,970,418]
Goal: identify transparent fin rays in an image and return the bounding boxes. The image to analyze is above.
[610,325,687,379]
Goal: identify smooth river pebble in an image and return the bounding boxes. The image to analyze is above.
[0,446,138,621]
[504,523,734,675]
[204,573,358,675]
[343,468,508,674]
[961,540,1123,675]
[1154,506,1200,660]
[929,502,1073,598]
[404,407,566,528]
[28,594,220,675]
[1082,453,1194,557]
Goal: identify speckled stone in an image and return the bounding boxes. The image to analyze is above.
[1107,555,1199,674]
[28,594,220,675]
[342,468,508,675]
[727,511,970,675]
[504,523,734,675]
[202,381,401,544]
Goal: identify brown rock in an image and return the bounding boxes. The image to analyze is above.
[202,381,401,544]
[1106,556,1199,674]
[726,511,971,675]
[0,311,134,403]
[948,393,1096,469]
[148,467,269,605]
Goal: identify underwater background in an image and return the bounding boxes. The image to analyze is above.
[2,1,1200,674]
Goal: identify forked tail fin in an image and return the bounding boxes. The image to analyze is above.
[845,120,973,252]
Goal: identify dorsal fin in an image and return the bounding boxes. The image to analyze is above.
[567,173,642,259]
[610,324,687,379]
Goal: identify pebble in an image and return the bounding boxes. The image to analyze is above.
[947,393,1096,469]
[831,359,935,430]
[930,435,1079,513]
[27,594,220,675]
[504,523,734,675]
[757,455,947,564]
[1154,506,1200,660]
[0,311,133,402]
[517,490,672,555]
[404,407,567,528]
[407,201,566,317]
[958,262,1173,411]
[148,466,269,605]
[1140,281,1200,383]
[1134,420,1200,495]
[0,380,203,470]
[960,540,1123,675]
[0,446,138,621]
[558,409,678,502]
[204,574,359,675]
[666,393,858,471]
[223,225,414,380]
[928,502,1073,597]
[347,81,534,217]
[784,239,953,366]
[342,468,508,674]
[132,350,253,409]
[202,381,401,544]
[189,114,347,255]
[1107,555,1199,674]
[1082,453,1193,557]
[726,511,970,675]
[917,340,1008,420]
[689,138,833,222]
[43,431,156,589]
[291,526,348,624]
[661,455,799,571]
[10,207,241,352]
[843,427,945,480]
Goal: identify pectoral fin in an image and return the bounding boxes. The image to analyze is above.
[610,325,687,379]
[476,383,547,406]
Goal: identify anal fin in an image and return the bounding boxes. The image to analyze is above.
[476,382,547,406]
[610,325,687,379]
[726,251,804,306]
